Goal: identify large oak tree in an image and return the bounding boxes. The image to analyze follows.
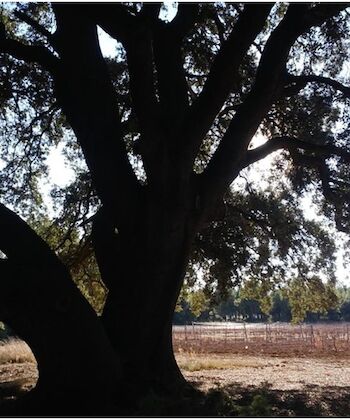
[1,2,350,415]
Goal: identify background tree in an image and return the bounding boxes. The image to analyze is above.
[1,2,350,415]
[175,285,350,324]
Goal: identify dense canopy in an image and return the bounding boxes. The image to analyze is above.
[1,2,350,415]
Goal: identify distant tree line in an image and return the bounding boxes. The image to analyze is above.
[174,286,350,324]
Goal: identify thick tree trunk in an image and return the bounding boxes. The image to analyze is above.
[47,8,200,409]
[92,200,196,406]
[101,273,189,410]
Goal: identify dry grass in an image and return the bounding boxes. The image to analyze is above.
[177,349,350,397]
[0,338,36,365]
[176,351,259,372]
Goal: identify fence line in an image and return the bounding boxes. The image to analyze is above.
[172,322,350,353]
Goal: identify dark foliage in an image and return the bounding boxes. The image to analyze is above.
[1,2,350,414]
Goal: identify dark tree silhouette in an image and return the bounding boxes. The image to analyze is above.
[1,2,350,414]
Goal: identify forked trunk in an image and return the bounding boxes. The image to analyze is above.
[1,192,197,415]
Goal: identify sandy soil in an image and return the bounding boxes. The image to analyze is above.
[0,354,350,416]
[177,353,350,391]
[1,354,350,394]
[177,353,350,416]
[0,362,37,403]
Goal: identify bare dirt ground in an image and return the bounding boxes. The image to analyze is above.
[177,353,350,391]
[1,356,349,416]
[176,352,350,416]
[0,333,350,416]
[171,323,350,415]
[0,338,38,407]
[0,362,37,404]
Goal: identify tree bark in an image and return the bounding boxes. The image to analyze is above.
[0,196,196,415]
[0,204,121,415]
[92,198,196,405]
[1,3,348,416]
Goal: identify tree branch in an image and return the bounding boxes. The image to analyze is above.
[0,202,62,265]
[183,4,273,159]
[282,150,350,233]
[286,74,350,98]
[243,136,350,168]
[211,10,225,45]
[168,3,199,39]
[83,3,135,44]
[152,5,197,126]
[134,3,199,165]
[52,4,142,222]
[140,3,161,22]
[302,4,350,29]
[14,10,53,41]
[231,204,271,234]
[91,207,121,292]
[123,28,159,144]
[0,22,58,72]
[198,4,347,213]
[0,203,121,404]
[217,104,239,120]
[83,4,159,143]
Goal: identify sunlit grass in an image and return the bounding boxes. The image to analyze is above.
[176,351,259,372]
[0,338,36,365]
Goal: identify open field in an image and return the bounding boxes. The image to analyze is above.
[177,353,350,390]
[173,322,350,416]
[0,338,36,365]
[1,324,350,415]
[0,338,37,405]
[176,354,350,416]
[173,321,350,356]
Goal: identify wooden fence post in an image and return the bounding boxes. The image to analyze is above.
[310,325,315,348]
[244,322,248,342]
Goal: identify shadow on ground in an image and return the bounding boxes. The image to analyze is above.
[214,383,350,417]
[1,378,350,416]
[134,382,350,417]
